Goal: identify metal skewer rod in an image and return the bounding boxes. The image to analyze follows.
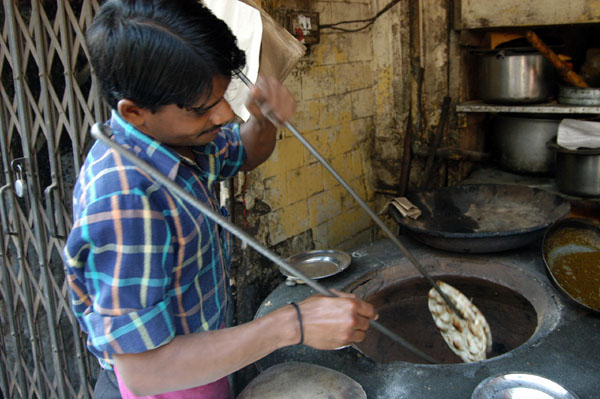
[91,123,437,364]
[236,71,465,320]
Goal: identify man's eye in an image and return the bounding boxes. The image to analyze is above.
[188,107,208,116]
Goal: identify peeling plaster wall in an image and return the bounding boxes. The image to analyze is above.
[370,0,456,210]
[371,0,409,192]
[239,0,379,258]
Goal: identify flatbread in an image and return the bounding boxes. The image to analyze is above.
[428,281,492,363]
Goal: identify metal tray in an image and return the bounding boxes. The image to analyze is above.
[279,249,351,280]
[472,373,580,399]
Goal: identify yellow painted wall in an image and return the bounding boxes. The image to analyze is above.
[244,0,378,251]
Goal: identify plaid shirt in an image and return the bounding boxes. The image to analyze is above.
[63,111,246,369]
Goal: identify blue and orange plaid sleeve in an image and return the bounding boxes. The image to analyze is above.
[64,191,177,359]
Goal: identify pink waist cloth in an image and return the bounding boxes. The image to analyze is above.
[114,367,233,399]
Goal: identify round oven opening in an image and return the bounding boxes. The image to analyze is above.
[354,275,540,365]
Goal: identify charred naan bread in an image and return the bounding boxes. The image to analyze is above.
[428,281,492,363]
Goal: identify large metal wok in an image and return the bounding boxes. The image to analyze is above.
[542,218,600,312]
[390,184,571,253]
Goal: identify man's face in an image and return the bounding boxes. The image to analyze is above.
[135,75,234,147]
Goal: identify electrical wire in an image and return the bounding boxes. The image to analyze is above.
[319,0,401,33]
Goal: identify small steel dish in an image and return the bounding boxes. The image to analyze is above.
[472,373,580,399]
[279,249,351,281]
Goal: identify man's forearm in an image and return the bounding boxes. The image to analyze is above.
[239,116,277,171]
[113,304,298,396]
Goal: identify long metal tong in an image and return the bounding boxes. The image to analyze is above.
[235,71,464,320]
[91,123,436,364]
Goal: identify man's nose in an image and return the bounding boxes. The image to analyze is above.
[209,98,234,125]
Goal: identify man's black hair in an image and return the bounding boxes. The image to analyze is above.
[86,0,246,111]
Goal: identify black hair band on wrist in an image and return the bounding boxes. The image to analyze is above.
[289,302,304,345]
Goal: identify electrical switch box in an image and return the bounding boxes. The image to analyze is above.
[278,9,320,45]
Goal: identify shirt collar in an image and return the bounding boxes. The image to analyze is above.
[108,110,183,180]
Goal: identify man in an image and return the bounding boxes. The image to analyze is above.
[63,1,377,398]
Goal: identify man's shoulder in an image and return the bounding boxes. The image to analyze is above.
[76,142,165,203]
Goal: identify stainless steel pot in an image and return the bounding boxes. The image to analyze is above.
[478,50,555,104]
[548,140,600,197]
[491,114,560,174]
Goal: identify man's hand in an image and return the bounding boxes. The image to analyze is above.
[296,290,378,350]
[245,75,295,126]
[240,75,295,171]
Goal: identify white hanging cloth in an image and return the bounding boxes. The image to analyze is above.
[557,119,600,150]
[203,0,262,121]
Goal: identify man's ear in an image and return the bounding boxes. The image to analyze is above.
[117,99,146,127]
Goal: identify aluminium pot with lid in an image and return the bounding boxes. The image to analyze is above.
[477,48,556,104]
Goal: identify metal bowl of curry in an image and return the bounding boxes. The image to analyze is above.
[542,218,600,312]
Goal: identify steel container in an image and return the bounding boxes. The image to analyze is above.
[478,51,556,104]
[548,140,600,197]
[491,114,560,174]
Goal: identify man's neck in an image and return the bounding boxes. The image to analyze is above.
[172,145,195,160]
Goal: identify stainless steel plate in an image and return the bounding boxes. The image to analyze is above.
[280,249,351,280]
[472,373,580,399]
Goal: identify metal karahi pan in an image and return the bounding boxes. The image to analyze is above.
[390,184,571,253]
[542,217,600,312]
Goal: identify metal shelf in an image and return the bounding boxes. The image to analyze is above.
[456,100,600,114]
